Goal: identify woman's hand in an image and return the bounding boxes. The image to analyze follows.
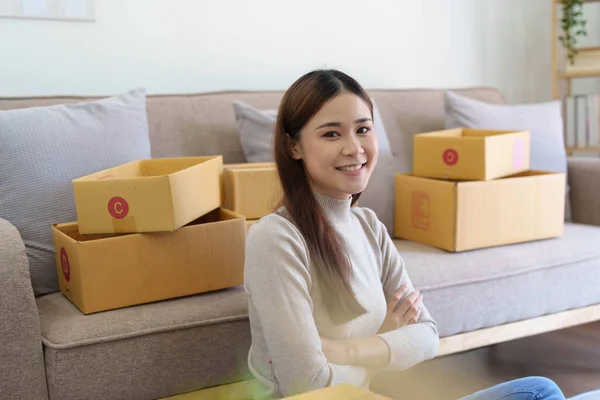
[378,285,423,334]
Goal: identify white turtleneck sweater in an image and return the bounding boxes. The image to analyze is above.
[244,191,439,399]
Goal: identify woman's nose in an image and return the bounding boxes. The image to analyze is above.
[342,135,364,156]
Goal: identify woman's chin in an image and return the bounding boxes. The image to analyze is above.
[347,182,369,196]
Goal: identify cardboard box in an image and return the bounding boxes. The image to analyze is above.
[223,162,282,219]
[394,171,565,252]
[283,384,392,400]
[52,208,245,314]
[73,156,223,234]
[413,128,530,181]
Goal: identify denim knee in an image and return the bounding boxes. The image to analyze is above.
[458,376,566,400]
[519,376,565,399]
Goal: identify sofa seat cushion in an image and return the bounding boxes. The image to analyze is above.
[398,223,600,337]
[37,286,251,400]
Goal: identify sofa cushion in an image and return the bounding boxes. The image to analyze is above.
[398,223,600,337]
[37,287,251,400]
[232,101,277,163]
[232,100,397,233]
[0,88,151,296]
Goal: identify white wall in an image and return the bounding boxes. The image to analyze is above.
[0,0,598,103]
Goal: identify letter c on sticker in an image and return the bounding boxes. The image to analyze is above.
[108,197,129,219]
[443,149,459,166]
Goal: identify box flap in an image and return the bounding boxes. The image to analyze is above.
[169,156,223,227]
[224,162,276,171]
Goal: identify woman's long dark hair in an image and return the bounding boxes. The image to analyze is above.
[273,69,373,323]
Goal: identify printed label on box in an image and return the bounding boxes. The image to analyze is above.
[412,191,430,231]
[443,148,459,166]
[108,196,129,219]
[60,247,71,282]
[513,138,526,169]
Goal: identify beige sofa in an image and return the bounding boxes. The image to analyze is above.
[1,87,600,400]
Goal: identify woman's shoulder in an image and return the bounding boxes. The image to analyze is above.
[351,205,384,234]
[246,209,306,247]
[244,210,311,279]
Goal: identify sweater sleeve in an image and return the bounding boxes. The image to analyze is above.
[244,215,372,398]
[371,212,440,371]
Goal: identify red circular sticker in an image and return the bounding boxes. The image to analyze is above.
[443,149,459,166]
[108,196,129,219]
[60,247,70,282]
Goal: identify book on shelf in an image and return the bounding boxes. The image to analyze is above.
[564,93,600,148]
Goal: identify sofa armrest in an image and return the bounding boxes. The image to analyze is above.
[0,218,48,400]
[568,157,600,227]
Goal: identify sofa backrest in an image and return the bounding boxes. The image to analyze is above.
[0,87,505,168]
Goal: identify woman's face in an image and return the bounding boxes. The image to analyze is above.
[290,91,378,200]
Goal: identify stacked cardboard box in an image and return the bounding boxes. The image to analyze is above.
[394,128,566,252]
[222,162,283,233]
[52,156,246,314]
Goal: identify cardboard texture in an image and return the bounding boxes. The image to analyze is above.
[223,162,282,219]
[283,384,392,400]
[52,208,245,314]
[394,171,566,252]
[413,128,530,181]
[73,156,223,234]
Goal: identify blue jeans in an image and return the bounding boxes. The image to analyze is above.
[459,377,566,400]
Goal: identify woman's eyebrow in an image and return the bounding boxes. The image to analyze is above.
[316,121,341,129]
[315,117,372,130]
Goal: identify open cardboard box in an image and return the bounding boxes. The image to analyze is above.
[413,128,530,181]
[394,170,566,252]
[52,208,245,314]
[223,162,282,219]
[73,156,223,234]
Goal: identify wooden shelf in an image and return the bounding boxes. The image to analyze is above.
[557,70,600,78]
[577,46,600,53]
[552,0,600,155]
[567,146,600,152]
[552,1,600,84]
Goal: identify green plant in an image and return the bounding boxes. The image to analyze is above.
[559,0,588,65]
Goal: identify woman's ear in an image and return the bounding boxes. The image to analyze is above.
[287,134,303,160]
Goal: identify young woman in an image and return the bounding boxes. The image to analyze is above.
[243,69,566,400]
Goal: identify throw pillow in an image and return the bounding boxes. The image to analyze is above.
[232,100,396,234]
[0,88,152,296]
[444,91,572,221]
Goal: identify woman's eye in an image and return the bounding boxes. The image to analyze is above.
[323,131,340,138]
[357,127,371,135]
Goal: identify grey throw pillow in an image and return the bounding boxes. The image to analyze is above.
[444,91,572,221]
[0,88,152,296]
[232,100,397,234]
